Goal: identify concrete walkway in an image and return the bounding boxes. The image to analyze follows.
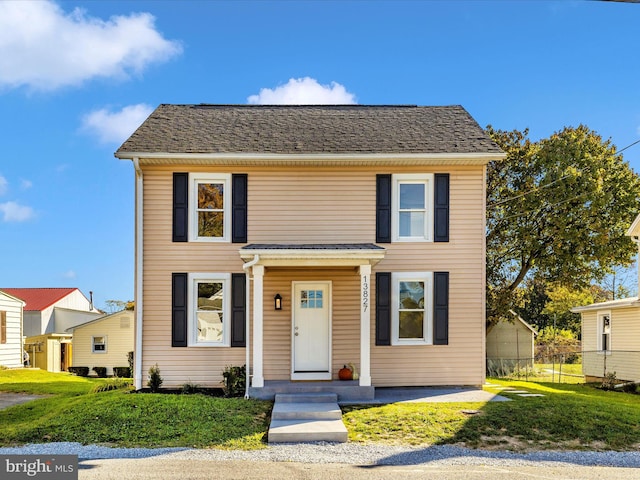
[341,386,510,405]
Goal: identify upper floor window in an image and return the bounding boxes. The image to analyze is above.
[597,312,611,352]
[391,272,433,345]
[189,173,230,242]
[188,273,231,347]
[392,174,434,242]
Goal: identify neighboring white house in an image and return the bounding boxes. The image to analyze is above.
[0,288,102,337]
[571,214,640,382]
[0,290,26,368]
[0,288,103,372]
[68,310,134,377]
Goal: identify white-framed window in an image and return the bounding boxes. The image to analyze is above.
[188,273,231,347]
[0,311,6,344]
[391,272,433,345]
[189,173,231,242]
[597,311,611,352]
[92,336,107,353]
[392,174,434,242]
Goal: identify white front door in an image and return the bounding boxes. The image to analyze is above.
[292,281,331,380]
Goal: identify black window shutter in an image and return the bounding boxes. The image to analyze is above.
[433,272,449,345]
[376,174,392,243]
[231,273,246,347]
[173,173,189,242]
[434,173,450,242]
[375,272,392,346]
[172,273,188,347]
[232,174,248,243]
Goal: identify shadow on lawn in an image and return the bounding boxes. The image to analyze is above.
[348,382,640,468]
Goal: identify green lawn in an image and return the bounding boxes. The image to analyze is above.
[3,370,640,451]
[0,370,271,449]
[343,378,640,451]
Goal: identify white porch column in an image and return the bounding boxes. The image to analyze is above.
[359,264,372,387]
[252,265,265,388]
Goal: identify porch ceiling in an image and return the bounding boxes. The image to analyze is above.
[239,243,386,267]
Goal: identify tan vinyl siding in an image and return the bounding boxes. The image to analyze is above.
[582,307,640,381]
[71,312,135,376]
[140,164,486,387]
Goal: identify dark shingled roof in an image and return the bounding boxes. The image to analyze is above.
[116,104,502,156]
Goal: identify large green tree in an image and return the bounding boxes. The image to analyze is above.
[486,125,640,325]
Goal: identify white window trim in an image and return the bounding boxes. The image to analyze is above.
[188,173,231,242]
[596,310,611,353]
[188,272,231,347]
[92,336,107,354]
[392,173,434,242]
[391,272,433,345]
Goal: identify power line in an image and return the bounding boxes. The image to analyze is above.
[487,138,640,209]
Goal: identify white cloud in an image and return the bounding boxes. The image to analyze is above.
[0,201,35,222]
[62,270,77,279]
[247,77,357,105]
[0,175,7,195]
[21,179,33,190]
[82,103,153,144]
[0,1,182,91]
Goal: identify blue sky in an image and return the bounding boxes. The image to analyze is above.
[1,1,639,310]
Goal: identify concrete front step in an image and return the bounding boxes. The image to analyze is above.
[268,392,348,444]
[250,381,375,402]
[268,419,348,443]
[275,392,338,404]
[272,402,342,421]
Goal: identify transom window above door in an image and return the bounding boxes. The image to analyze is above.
[300,290,323,309]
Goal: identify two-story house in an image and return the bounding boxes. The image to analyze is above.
[115,105,505,396]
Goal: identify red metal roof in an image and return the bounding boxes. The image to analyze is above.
[0,288,79,312]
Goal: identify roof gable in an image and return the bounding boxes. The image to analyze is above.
[0,290,26,306]
[115,104,504,158]
[0,288,79,312]
[627,213,640,237]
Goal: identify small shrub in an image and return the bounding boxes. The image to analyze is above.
[147,364,163,392]
[68,366,89,377]
[602,371,617,390]
[91,378,133,393]
[221,364,246,397]
[113,367,131,378]
[92,367,107,378]
[0,365,8,371]
[181,381,200,394]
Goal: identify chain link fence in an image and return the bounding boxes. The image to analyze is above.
[487,350,640,384]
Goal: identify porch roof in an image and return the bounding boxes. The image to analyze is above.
[239,243,386,267]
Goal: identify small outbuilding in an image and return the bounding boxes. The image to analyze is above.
[68,310,134,377]
[486,310,537,374]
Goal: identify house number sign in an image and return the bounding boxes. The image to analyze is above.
[362,275,369,312]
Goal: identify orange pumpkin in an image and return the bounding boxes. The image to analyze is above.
[338,365,353,380]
